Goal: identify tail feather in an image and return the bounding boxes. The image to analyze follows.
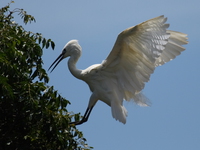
[111,101,127,124]
[133,92,151,106]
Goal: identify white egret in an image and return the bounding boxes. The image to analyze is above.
[48,15,188,125]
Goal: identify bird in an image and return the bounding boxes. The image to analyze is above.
[48,15,188,125]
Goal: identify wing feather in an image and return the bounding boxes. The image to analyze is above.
[155,30,188,66]
[99,15,187,106]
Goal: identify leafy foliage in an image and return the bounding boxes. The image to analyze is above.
[0,2,92,150]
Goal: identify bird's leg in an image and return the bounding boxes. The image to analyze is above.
[70,106,93,125]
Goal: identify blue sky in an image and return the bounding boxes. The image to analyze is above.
[1,0,200,149]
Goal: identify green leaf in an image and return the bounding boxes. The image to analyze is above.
[51,41,55,50]
[45,39,50,49]
[38,36,42,44]
[42,38,46,48]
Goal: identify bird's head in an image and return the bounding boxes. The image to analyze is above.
[48,40,81,72]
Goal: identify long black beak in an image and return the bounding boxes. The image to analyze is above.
[48,53,64,73]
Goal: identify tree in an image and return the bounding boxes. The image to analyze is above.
[0,2,92,150]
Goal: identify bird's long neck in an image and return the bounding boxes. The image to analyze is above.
[68,54,82,79]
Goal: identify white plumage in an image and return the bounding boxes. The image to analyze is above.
[49,15,188,125]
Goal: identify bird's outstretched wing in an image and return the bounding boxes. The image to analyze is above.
[100,15,188,105]
[155,30,188,66]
